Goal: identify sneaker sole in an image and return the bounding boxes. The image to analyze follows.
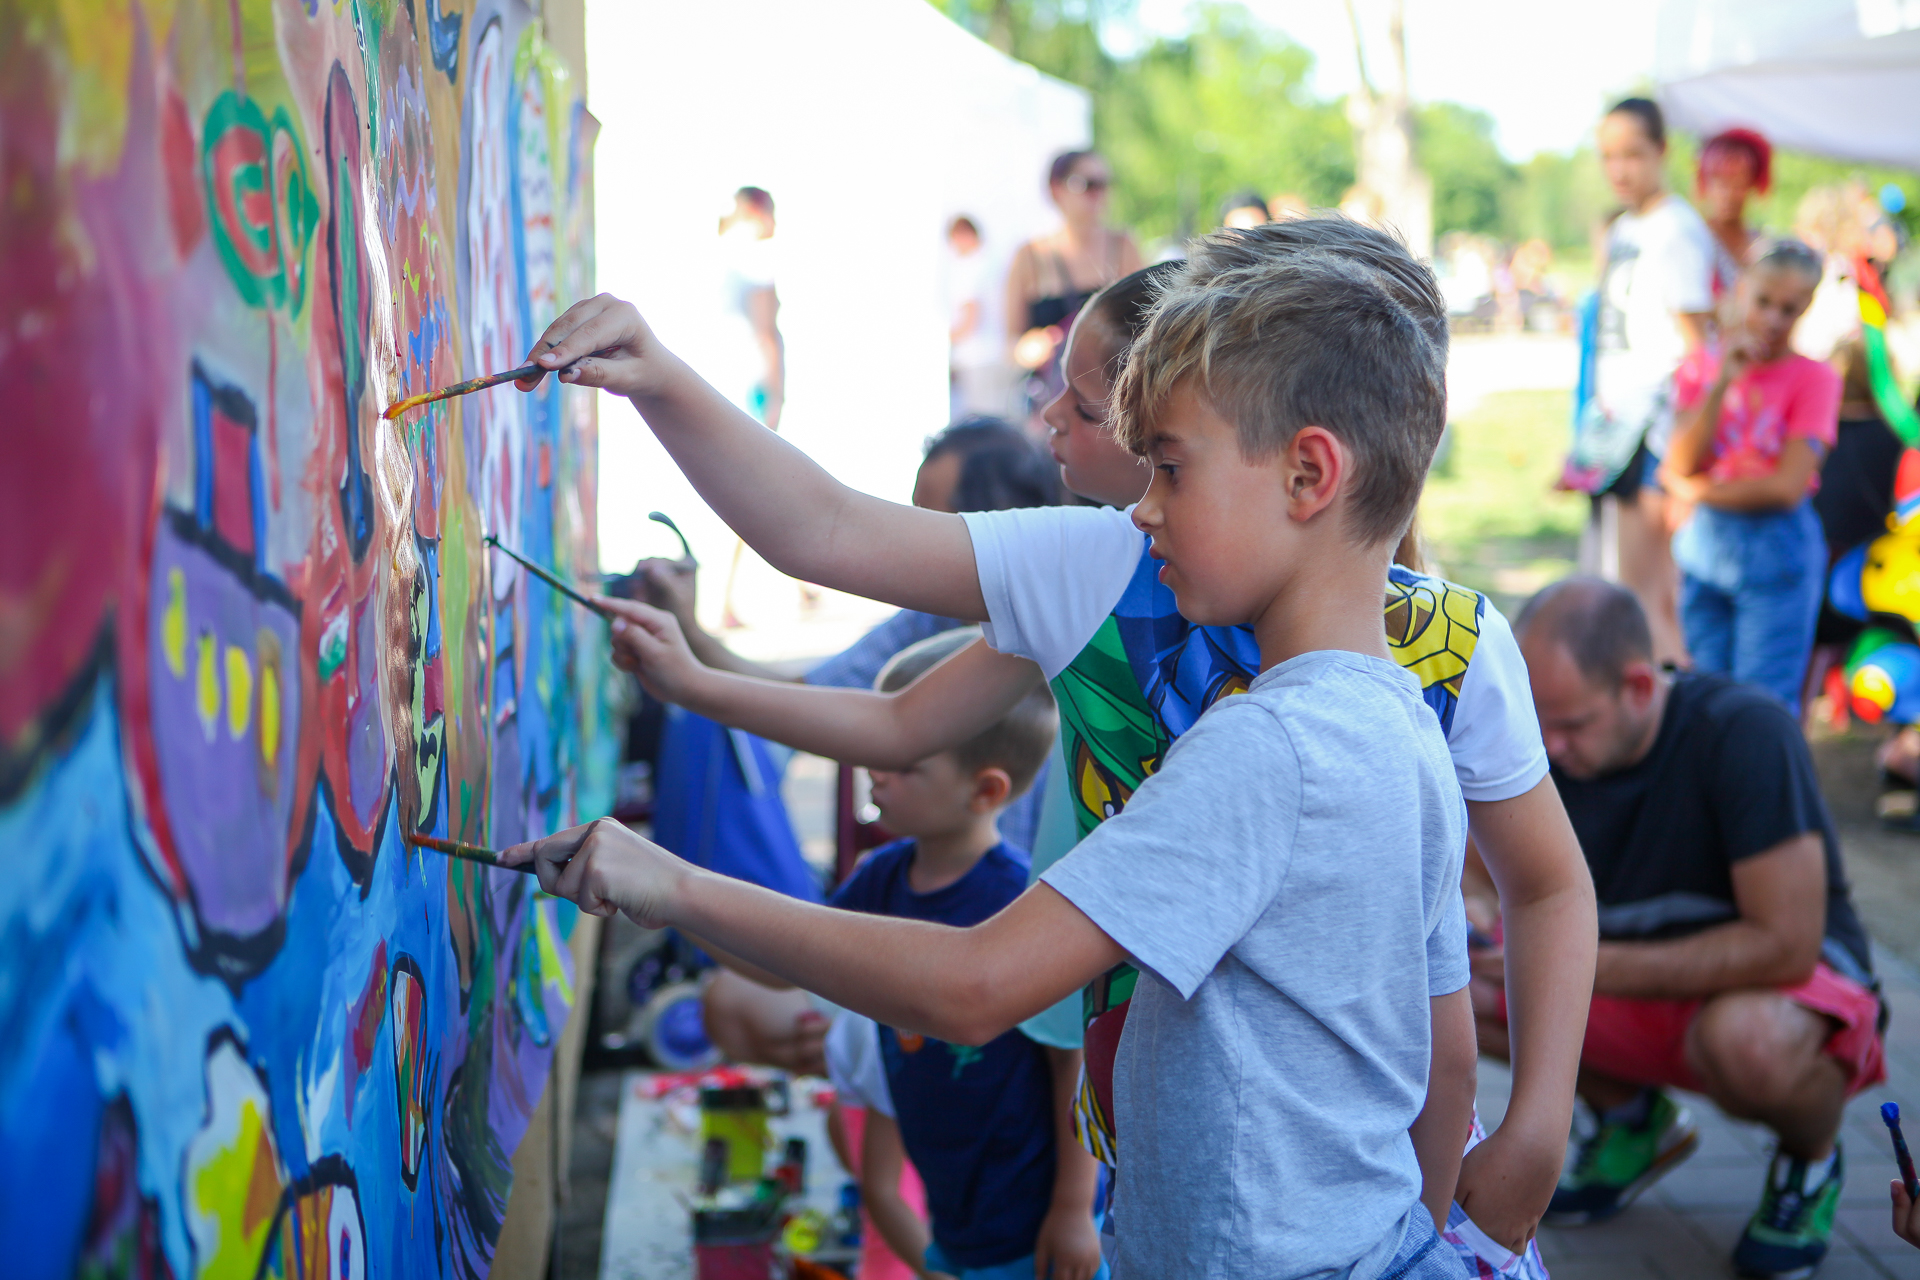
[1735,1263,1819,1280]
[1544,1121,1703,1226]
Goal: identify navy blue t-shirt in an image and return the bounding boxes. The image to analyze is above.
[830,839,1055,1269]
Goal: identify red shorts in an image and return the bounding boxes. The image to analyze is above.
[1497,961,1886,1097]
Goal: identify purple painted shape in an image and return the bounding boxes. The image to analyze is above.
[346,599,387,827]
[146,524,300,940]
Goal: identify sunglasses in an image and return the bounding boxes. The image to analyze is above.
[1063,173,1111,195]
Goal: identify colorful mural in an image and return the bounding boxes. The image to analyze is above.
[0,0,615,1275]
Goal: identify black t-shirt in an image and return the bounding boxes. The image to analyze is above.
[1553,673,1872,979]
[1813,414,1902,560]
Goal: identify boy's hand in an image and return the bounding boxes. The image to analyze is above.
[594,595,708,704]
[499,817,689,926]
[1032,1202,1103,1280]
[518,294,673,399]
[1894,1178,1920,1249]
[1454,1125,1560,1253]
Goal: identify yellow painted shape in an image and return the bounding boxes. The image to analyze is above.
[535,899,573,1003]
[196,633,221,739]
[52,0,135,176]
[163,568,188,677]
[258,654,281,770]
[189,1098,280,1280]
[225,644,253,739]
[1862,292,1889,330]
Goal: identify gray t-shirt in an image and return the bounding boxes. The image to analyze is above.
[1042,651,1469,1279]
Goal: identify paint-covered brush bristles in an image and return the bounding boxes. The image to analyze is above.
[382,363,546,420]
[406,832,537,875]
[484,534,611,617]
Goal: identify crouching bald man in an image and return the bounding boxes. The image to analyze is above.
[1476,577,1883,1279]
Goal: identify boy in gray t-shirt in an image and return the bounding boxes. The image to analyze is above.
[1042,649,1466,1275]
[507,228,1477,1278]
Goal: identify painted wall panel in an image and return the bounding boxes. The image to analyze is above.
[0,1,612,1275]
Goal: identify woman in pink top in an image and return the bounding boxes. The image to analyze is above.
[1662,239,1839,710]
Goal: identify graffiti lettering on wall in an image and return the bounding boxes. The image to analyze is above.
[0,0,615,1275]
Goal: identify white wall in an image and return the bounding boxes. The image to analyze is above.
[586,0,1089,604]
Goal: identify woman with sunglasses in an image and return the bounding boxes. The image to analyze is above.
[1005,151,1141,425]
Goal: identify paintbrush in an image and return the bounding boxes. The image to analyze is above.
[406,831,538,875]
[382,363,549,421]
[382,345,617,420]
[648,511,699,569]
[485,534,612,617]
[1885,1102,1920,1199]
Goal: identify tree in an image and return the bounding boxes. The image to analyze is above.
[1415,102,1514,239]
[1095,7,1351,242]
[1342,0,1430,256]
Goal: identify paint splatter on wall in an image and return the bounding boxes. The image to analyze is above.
[0,0,614,1275]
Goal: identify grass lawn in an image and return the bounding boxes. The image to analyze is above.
[1419,387,1590,617]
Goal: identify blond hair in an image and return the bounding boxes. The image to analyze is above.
[1111,224,1447,545]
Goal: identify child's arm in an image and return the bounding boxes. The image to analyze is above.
[504,819,1126,1045]
[700,969,827,1075]
[1684,438,1823,512]
[1667,334,1761,477]
[859,1109,949,1280]
[521,296,987,620]
[1035,1047,1104,1280]
[1411,987,1477,1234]
[598,597,1045,769]
[1455,781,1596,1250]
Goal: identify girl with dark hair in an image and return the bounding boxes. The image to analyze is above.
[1005,150,1142,428]
[1564,96,1717,665]
[1698,128,1773,299]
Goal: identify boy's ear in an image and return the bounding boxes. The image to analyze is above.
[1285,426,1345,523]
[970,766,1014,813]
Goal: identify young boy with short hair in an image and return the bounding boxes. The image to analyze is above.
[817,629,1100,1280]
[524,226,1592,1255]
[509,249,1475,1277]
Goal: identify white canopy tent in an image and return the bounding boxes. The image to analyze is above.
[586,0,1089,601]
[1654,0,1920,169]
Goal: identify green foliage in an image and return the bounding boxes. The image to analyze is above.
[924,0,1919,250]
[1416,102,1514,238]
[1095,7,1351,241]
[925,0,1119,87]
[1502,148,1612,250]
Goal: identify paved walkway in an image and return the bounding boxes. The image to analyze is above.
[1473,951,1920,1279]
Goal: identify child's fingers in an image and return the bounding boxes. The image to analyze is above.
[524,295,613,370]
[533,295,634,371]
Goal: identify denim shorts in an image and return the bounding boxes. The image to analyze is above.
[1377,1208,1470,1280]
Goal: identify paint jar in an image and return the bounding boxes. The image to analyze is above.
[699,1085,771,1184]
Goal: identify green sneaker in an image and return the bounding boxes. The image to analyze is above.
[1545,1090,1701,1224]
[1733,1145,1843,1279]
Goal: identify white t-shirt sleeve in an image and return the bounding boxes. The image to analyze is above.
[1448,603,1550,802]
[961,505,1145,680]
[824,1013,893,1118]
[1653,205,1713,316]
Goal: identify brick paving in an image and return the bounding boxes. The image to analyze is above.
[1475,951,1920,1279]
